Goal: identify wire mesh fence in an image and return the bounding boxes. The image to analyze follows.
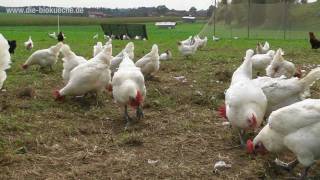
[200,1,320,40]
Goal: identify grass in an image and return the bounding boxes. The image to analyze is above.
[0,22,320,179]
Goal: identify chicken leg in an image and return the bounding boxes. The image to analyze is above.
[238,130,246,148]
[124,105,133,127]
[300,166,311,180]
[136,105,144,120]
[275,159,299,173]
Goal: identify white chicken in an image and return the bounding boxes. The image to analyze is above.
[266,48,296,78]
[0,34,11,89]
[252,67,320,116]
[178,41,198,57]
[247,99,320,179]
[22,42,63,70]
[48,32,57,39]
[54,44,112,100]
[104,34,110,40]
[110,42,134,73]
[180,36,193,46]
[112,52,146,127]
[135,44,160,78]
[60,44,87,83]
[251,50,275,72]
[134,35,141,40]
[256,41,270,54]
[159,50,172,61]
[93,42,103,57]
[225,49,267,145]
[105,38,112,46]
[93,33,99,40]
[24,36,33,51]
[123,34,130,40]
[194,35,207,49]
[212,36,220,41]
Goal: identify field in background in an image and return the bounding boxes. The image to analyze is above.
[0,23,320,179]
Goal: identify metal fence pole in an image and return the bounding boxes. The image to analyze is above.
[283,0,288,40]
[248,0,251,39]
[214,0,216,36]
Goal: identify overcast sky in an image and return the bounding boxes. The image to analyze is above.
[0,0,214,11]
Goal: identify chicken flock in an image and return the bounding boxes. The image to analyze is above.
[0,32,319,179]
[220,41,320,179]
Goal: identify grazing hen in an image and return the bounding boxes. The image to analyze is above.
[159,50,172,61]
[247,99,320,179]
[7,40,17,54]
[309,32,320,49]
[54,44,112,100]
[22,42,63,70]
[194,35,207,49]
[135,44,160,78]
[0,34,11,89]
[252,67,320,116]
[251,50,275,73]
[48,32,57,39]
[112,52,146,127]
[60,44,87,83]
[256,41,270,54]
[57,32,65,42]
[266,48,295,78]
[110,42,134,73]
[180,36,194,46]
[225,49,267,145]
[178,41,198,57]
[24,36,33,51]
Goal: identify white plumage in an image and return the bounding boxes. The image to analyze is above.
[178,41,198,57]
[54,44,112,99]
[0,34,11,89]
[135,44,160,77]
[48,32,57,39]
[256,41,270,54]
[212,36,220,41]
[249,99,320,179]
[252,67,320,116]
[23,42,63,70]
[112,51,146,126]
[266,48,296,78]
[194,35,207,49]
[225,49,267,143]
[159,50,172,61]
[24,36,33,51]
[251,50,275,72]
[93,33,98,39]
[110,42,134,73]
[60,44,87,83]
[180,36,194,46]
[93,42,103,57]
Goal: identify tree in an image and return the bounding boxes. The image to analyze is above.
[189,7,197,16]
[156,5,169,15]
[207,5,215,17]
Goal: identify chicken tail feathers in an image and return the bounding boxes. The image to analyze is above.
[300,67,320,87]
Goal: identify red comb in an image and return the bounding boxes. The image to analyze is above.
[218,104,227,120]
[22,64,28,69]
[106,84,113,92]
[53,90,64,101]
[247,139,254,154]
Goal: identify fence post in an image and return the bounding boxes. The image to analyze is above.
[248,0,251,39]
[213,0,217,36]
[283,0,288,40]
